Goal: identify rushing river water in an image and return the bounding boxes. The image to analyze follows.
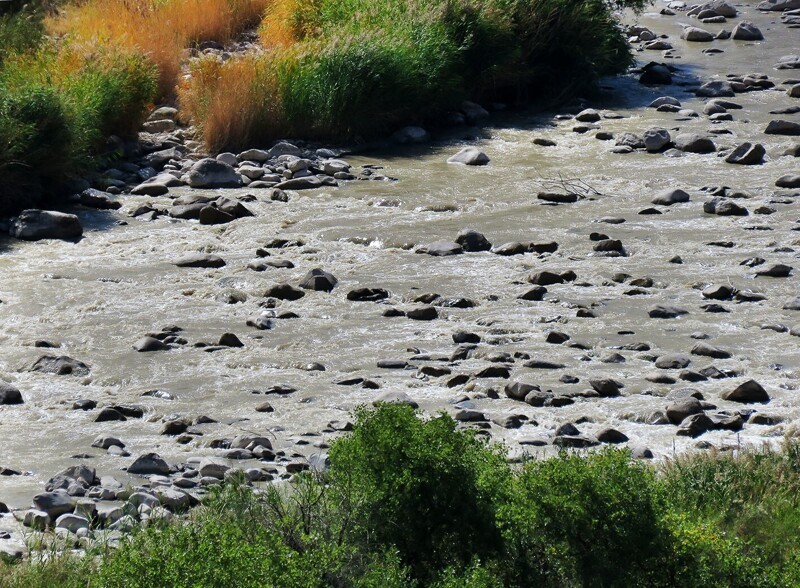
[0,2,798,510]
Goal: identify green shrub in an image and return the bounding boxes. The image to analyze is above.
[0,45,156,214]
[0,2,45,65]
[499,449,670,587]
[327,404,511,580]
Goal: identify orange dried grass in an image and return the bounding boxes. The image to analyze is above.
[48,0,270,96]
[177,53,283,151]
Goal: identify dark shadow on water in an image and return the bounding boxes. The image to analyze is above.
[348,59,706,161]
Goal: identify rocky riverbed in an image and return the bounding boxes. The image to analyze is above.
[1,0,799,559]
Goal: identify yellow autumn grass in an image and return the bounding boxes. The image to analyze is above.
[48,0,270,96]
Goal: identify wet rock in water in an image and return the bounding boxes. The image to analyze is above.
[703,199,748,216]
[546,331,570,344]
[533,137,557,147]
[31,355,90,376]
[447,147,490,166]
[575,108,601,122]
[80,188,122,210]
[677,413,714,437]
[721,380,769,403]
[652,188,690,206]
[373,391,419,408]
[639,62,673,85]
[648,96,681,108]
[134,336,170,352]
[696,80,735,98]
[10,210,83,241]
[264,284,305,300]
[92,435,125,450]
[455,229,492,252]
[128,453,171,475]
[681,26,715,42]
[33,489,75,519]
[519,286,547,301]
[0,383,23,405]
[725,143,765,165]
[655,354,692,369]
[765,120,800,136]
[218,333,244,347]
[537,192,579,203]
[95,407,126,422]
[185,158,242,188]
[347,288,389,302]
[453,330,481,344]
[691,343,731,359]
[754,264,792,278]
[505,381,539,401]
[649,305,689,319]
[589,378,622,397]
[703,284,735,300]
[174,254,226,268]
[554,435,600,448]
[673,133,716,153]
[732,21,763,41]
[643,128,671,152]
[528,271,565,286]
[198,205,236,225]
[757,0,800,11]
[418,241,463,256]
[615,132,645,150]
[666,397,704,425]
[407,306,438,321]
[246,313,274,330]
[597,428,629,444]
[776,174,800,188]
[299,268,338,292]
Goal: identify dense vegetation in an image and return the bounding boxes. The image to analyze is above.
[1,0,646,215]
[3,404,800,587]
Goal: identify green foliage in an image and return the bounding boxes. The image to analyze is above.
[5,407,800,587]
[0,2,46,65]
[328,405,511,579]
[0,45,157,214]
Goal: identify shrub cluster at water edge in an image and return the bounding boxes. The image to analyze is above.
[180,0,649,150]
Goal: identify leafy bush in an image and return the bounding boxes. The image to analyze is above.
[5,407,800,587]
[327,404,511,580]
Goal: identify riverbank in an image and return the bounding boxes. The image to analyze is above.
[1,0,799,580]
[3,405,800,587]
[0,0,647,216]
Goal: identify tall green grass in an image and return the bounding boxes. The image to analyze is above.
[182,0,647,150]
[3,405,800,587]
[0,44,157,215]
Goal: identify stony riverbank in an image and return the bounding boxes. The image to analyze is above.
[1,0,800,561]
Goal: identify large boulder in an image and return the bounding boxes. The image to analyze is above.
[447,147,490,166]
[0,383,23,405]
[732,21,764,41]
[681,26,714,42]
[643,128,671,152]
[721,380,769,403]
[128,453,171,475]
[696,81,735,98]
[765,120,800,135]
[299,268,338,292]
[757,0,800,10]
[674,133,716,153]
[32,489,75,519]
[184,158,242,188]
[10,210,83,241]
[725,143,765,165]
[30,355,90,376]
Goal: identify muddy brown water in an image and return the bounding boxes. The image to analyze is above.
[1,3,798,510]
